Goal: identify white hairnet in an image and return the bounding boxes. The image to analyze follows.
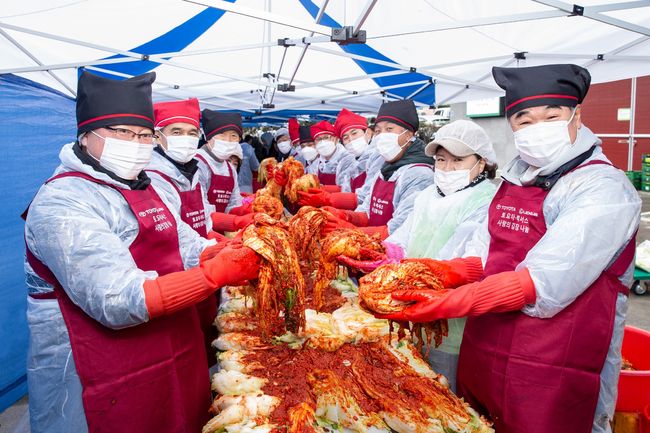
[274,127,289,139]
[425,119,497,164]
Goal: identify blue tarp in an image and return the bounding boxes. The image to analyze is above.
[0,74,76,412]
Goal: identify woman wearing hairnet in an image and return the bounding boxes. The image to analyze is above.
[378,64,641,433]
[23,71,260,433]
[345,119,498,392]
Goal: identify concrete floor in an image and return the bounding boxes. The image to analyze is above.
[3,192,650,432]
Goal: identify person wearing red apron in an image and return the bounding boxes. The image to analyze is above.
[310,121,358,191]
[146,98,221,365]
[314,100,435,241]
[297,109,379,210]
[374,64,641,433]
[197,110,257,234]
[24,71,260,433]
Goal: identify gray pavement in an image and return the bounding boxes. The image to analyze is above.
[2,192,650,432]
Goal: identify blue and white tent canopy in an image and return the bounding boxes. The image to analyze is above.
[2,0,650,123]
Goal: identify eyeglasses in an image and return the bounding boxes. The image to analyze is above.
[104,126,157,143]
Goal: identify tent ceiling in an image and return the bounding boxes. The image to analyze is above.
[1,0,649,123]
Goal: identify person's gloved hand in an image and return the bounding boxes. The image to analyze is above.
[274,170,289,187]
[321,184,342,193]
[143,243,259,319]
[207,231,228,242]
[299,190,358,209]
[401,257,484,288]
[337,241,404,273]
[200,237,242,263]
[200,244,261,288]
[211,212,256,233]
[229,200,253,216]
[322,206,348,221]
[266,164,276,180]
[298,188,331,207]
[374,269,536,322]
[321,212,356,236]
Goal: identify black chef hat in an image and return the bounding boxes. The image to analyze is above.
[492,64,591,117]
[299,125,313,144]
[76,70,155,136]
[202,109,243,140]
[375,99,419,132]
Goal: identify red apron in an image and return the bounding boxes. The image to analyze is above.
[318,170,337,186]
[146,169,217,363]
[457,161,633,433]
[146,170,208,238]
[350,172,367,193]
[196,154,235,213]
[368,164,432,226]
[26,172,211,433]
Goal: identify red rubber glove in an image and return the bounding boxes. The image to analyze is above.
[401,257,484,288]
[200,244,260,287]
[337,241,404,273]
[229,201,253,216]
[207,231,228,242]
[321,184,342,193]
[298,188,331,207]
[274,170,288,186]
[143,245,260,318]
[200,237,242,263]
[321,213,357,236]
[376,269,537,322]
[299,189,357,209]
[211,212,256,232]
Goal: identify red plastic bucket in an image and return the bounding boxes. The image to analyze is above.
[617,326,650,412]
[642,404,650,433]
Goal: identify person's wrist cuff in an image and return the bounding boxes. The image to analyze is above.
[451,257,484,283]
[211,212,237,232]
[329,192,358,210]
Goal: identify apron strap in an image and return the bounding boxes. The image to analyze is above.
[146,170,181,194]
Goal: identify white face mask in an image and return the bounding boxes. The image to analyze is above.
[435,160,479,196]
[316,140,336,158]
[277,140,292,155]
[513,110,575,168]
[91,131,153,180]
[346,136,368,157]
[375,130,409,161]
[301,146,318,162]
[161,133,199,163]
[210,138,240,160]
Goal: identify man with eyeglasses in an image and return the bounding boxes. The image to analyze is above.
[22,71,260,433]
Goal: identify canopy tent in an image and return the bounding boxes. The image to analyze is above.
[1,0,650,414]
[2,0,650,122]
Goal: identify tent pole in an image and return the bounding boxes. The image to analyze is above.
[0,28,76,96]
[628,77,637,171]
[367,10,567,40]
[182,0,331,35]
[435,58,516,106]
[581,35,649,68]
[352,0,379,35]
[286,0,331,88]
[532,0,650,36]
[307,45,500,91]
